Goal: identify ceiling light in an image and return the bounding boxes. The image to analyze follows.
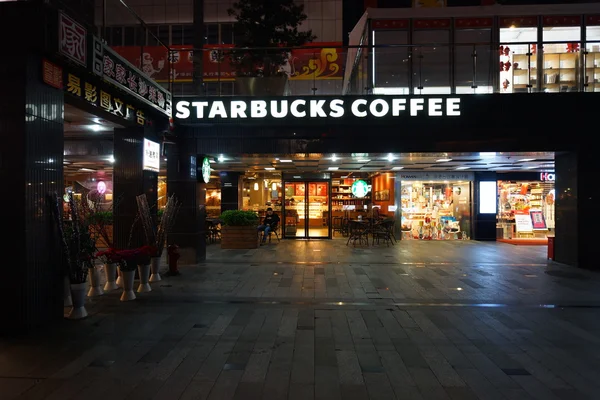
[436,158,452,162]
[518,158,535,162]
[479,152,496,157]
[78,168,95,172]
[265,167,275,170]
[293,175,301,178]
[218,155,225,162]
[280,159,293,162]
[89,124,103,132]
[253,182,259,190]
[271,183,277,190]
[331,155,338,161]
[341,176,348,178]
[392,166,404,170]
[328,167,339,170]
[108,156,115,163]
[387,154,394,162]
[523,166,537,169]
[456,166,470,170]
[357,159,370,162]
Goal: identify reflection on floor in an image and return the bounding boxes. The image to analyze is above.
[283,227,330,238]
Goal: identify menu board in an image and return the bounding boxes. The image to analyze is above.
[295,184,306,196]
[530,210,547,230]
[308,183,317,196]
[316,184,327,196]
[514,211,533,232]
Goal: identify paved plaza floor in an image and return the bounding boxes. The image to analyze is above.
[2,239,600,400]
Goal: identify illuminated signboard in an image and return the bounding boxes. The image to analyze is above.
[351,180,370,198]
[479,181,497,214]
[143,138,160,172]
[540,172,555,182]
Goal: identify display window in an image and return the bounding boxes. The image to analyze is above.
[242,172,282,216]
[542,26,581,93]
[497,180,555,240]
[499,27,538,93]
[400,180,471,240]
[585,24,600,92]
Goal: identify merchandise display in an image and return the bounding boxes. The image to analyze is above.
[400,181,471,240]
[497,180,555,239]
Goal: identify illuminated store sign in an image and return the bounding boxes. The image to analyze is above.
[201,157,211,183]
[351,180,370,198]
[174,97,461,121]
[540,172,555,182]
[143,138,160,172]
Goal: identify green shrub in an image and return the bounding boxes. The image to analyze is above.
[220,210,259,226]
[87,211,113,225]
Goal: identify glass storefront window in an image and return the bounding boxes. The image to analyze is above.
[373,31,410,95]
[585,25,600,92]
[242,173,282,216]
[413,30,451,95]
[542,26,581,93]
[497,180,555,240]
[454,29,493,94]
[400,180,471,240]
[499,27,538,93]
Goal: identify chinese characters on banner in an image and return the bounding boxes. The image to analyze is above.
[111,43,346,83]
[143,138,160,172]
[96,46,172,117]
[42,59,63,89]
[63,70,145,126]
[59,12,87,66]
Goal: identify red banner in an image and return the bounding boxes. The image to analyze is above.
[111,43,344,83]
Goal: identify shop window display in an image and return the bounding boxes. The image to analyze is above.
[497,180,555,240]
[542,26,581,92]
[499,27,537,93]
[400,181,471,240]
[585,25,600,92]
[242,173,282,217]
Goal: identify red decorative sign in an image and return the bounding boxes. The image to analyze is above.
[499,16,538,28]
[111,42,345,83]
[455,17,493,29]
[542,16,581,27]
[59,12,87,66]
[42,59,63,89]
[413,19,451,29]
[372,19,409,30]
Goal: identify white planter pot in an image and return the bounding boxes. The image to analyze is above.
[68,282,88,319]
[149,257,162,282]
[87,267,104,297]
[137,264,152,293]
[103,263,119,291]
[119,269,136,301]
[116,268,123,287]
[63,275,72,307]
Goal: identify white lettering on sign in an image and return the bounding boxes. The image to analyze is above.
[540,172,555,182]
[174,97,463,121]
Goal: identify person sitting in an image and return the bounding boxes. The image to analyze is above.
[258,207,280,245]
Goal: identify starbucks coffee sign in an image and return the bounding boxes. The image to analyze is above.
[174,96,461,122]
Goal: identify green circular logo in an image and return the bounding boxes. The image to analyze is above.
[201,157,211,183]
[351,180,369,198]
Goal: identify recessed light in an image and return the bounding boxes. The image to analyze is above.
[331,155,338,161]
[518,158,535,162]
[280,159,293,162]
[218,155,225,162]
[265,167,275,170]
[387,154,394,162]
[357,159,370,162]
[328,167,339,170]
[89,124,103,132]
[293,175,301,178]
[523,166,537,169]
[456,166,470,170]
[436,158,452,162]
[392,166,404,170]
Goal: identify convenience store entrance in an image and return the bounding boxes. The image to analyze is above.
[282,176,331,239]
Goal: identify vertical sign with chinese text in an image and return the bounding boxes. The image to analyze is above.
[59,12,87,66]
[143,138,160,172]
[42,59,63,89]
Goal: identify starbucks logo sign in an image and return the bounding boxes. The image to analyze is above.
[351,180,370,198]
[201,157,211,183]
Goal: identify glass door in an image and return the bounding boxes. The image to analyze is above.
[283,181,331,238]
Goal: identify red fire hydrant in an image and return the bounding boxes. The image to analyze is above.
[167,244,181,276]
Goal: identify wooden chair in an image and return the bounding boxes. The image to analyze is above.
[268,224,281,243]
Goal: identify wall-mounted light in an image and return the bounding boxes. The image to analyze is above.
[272,182,277,191]
[254,182,259,191]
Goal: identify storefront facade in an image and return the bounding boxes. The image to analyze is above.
[1,2,171,334]
[172,92,590,271]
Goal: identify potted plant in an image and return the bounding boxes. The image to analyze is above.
[227,0,315,95]
[114,249,139,301]
[52,192,91,319]
[136,245,153,293]
[96,248,121,291]
[219,210,260,249]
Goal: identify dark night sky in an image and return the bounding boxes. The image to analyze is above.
[378,0,600,6]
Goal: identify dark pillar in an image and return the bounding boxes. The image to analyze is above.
[193,0,204,95]
[220,171,242,213]
[167,139,206,263]
[113,127,159,250]
[0,3,64,334]
[555,151,579,267]
[473,172,497,241]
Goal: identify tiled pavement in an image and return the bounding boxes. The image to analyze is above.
[2,239,600,400]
